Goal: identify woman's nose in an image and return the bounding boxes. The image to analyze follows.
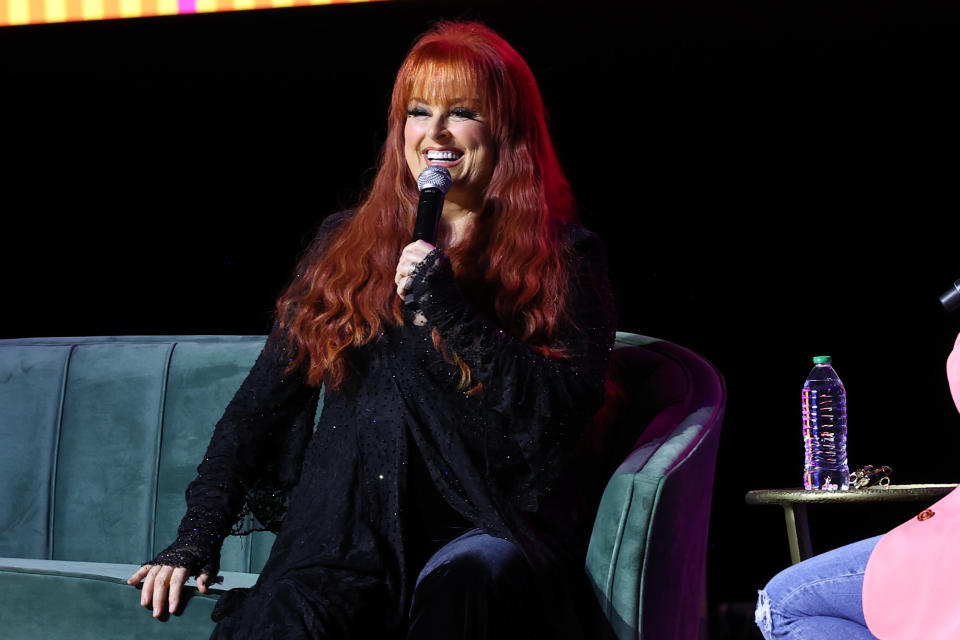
[428,115,451,141]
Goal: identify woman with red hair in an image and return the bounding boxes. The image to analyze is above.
[129,21,616,639]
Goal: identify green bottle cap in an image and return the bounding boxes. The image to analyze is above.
[813,355,832,364]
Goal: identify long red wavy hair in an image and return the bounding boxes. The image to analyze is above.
[276,21,577,390]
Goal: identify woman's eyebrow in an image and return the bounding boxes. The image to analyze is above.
[407,96,479,106]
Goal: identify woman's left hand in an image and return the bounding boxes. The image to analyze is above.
[395,240,436,298]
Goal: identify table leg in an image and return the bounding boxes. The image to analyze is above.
[782,503,813,564]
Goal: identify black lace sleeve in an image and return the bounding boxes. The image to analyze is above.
[405,226,617,495]
[149,332,321,577]
[149,212,352,577]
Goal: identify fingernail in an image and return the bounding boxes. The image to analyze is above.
[154,607,160,616]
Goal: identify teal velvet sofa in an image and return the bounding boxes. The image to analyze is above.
[0,333,724,639]
[0,336,276,639]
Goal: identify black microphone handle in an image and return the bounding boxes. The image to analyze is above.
[405,187,445,307]
[412,187,445,244]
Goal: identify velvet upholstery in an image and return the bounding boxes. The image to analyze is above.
[0,333,724,638]
[587,334,726,639]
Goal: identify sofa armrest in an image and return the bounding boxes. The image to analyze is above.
[0,558,258,638]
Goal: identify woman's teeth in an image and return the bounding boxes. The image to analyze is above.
[426,150,462,161]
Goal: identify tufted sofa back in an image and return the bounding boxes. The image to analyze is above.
[1,332,725,640]
[0,335,288,574]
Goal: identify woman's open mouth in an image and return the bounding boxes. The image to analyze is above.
[424,149,464,167]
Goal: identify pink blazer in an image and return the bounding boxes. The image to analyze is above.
[862,333,960,639]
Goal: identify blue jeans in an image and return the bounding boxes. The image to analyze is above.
[755,535,882,640]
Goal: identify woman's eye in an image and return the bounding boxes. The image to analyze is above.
[406,107,430,118]
[450,107,479,119]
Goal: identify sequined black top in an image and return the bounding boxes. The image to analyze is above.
[151,210,617,638]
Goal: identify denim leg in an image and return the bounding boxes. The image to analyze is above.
[755,535,882,640]
[406,528,536,640]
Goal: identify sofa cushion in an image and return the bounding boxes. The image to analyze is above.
[0,344,72,559]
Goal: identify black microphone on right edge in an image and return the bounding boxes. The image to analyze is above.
[405,166,452,307]
[941,278,960,313]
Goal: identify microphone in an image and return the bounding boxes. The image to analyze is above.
[412,166,452,244]
[941,278,960,313]
[405,166,452,308]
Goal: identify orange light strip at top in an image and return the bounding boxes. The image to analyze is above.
[1,0,381,26]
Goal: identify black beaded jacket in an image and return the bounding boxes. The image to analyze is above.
[150,210,617,638]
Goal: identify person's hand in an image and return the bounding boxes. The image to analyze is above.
[127,564,212,617]
[395,240,436,298]
[948,331,960,415]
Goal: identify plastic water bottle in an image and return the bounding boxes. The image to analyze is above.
[801,355,849,491]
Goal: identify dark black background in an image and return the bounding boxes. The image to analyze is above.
[3,1,960,635]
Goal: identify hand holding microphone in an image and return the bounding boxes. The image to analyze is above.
[396,166,452,300]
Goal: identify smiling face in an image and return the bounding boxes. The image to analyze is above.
[403,94,495,211]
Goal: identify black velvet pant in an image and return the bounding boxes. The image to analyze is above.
[210,441,541,639]
[403,435,538,640]
[407,528,537,640]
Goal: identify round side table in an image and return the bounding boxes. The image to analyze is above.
[745,484,958,564]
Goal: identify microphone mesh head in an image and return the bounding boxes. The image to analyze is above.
[417,166,452,194]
